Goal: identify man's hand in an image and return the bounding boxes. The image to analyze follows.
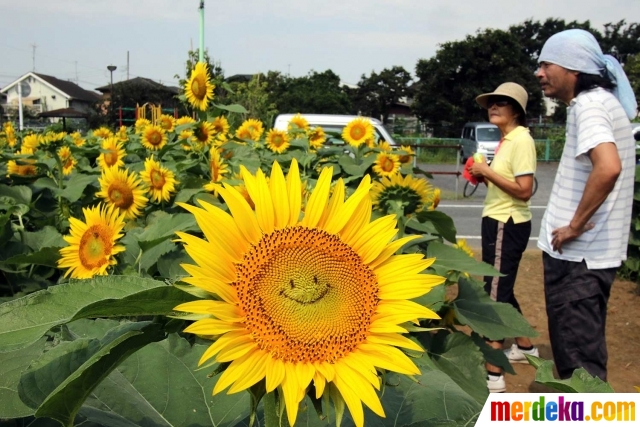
[551,222,595,254]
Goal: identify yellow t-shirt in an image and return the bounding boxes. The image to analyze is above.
[482,126,536,223]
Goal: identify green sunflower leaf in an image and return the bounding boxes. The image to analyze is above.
[59,173,98,203]
[426,241,499,276]
[415,211,457,243]
[0,337,47,418]
[82,334,251,427]
[0,183,32,206]
[19,321,164,427]
[0,246,61,268]
[419,331,489,404]
[527,355,615,393]
[212,102,248,114]
[0,276,196,353]
[452,276,538,341]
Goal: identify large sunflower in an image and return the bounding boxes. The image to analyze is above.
[307,126,326,150]
[454,238,474,257]
[135,118,151,135]
[157,114,176,132]
[211,116,230,143]
[176,116,196,126]
[22,134,40,151]
[288,113,309,132]
[142,125,168,151]
[97,137,126,170]
[185,62,215,111]
[96,167,148,219]
[117,126,129,142]
[235,118,264,141]
[397,145,415,164]
[265,129,289,153]
[71,131,86,147]
[140,157,178,203]
[93,127,113,139]
[7,147,36,176]
[58,203,126,279]
[371,174,434,216]
[193,121,215,145]
[174,159,444,427]
[373,152,401,177]
[203,149,229,193]
[58,145,76,176]
[342,117,374,148]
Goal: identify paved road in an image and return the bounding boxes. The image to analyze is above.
[416,162,559,249]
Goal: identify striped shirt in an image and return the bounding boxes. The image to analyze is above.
[538,87,635,269]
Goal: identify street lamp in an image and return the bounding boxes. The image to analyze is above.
[107,65,117,124]
[107,65,118,95]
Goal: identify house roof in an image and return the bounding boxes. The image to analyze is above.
[95,77,180,94]
[38,107,88,118]
[35,73,101,102]
[0,72,101,103]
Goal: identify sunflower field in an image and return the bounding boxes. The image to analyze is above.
[0,64,540,427]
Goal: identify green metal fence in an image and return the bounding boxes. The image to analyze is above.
[395,137,563,162]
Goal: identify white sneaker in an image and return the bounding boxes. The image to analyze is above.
[504,343,539,364]
[487,375,506,393]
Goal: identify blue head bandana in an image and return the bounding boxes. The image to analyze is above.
[539,29,638,120]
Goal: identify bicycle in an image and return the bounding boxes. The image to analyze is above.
[463,176,538,198]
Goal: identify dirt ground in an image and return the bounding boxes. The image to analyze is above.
[468,249,640,393]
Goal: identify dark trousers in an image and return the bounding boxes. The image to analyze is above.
[482,217,531,316]
[543,252,617,380]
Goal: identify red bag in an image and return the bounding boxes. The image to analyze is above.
[463,157,482,185]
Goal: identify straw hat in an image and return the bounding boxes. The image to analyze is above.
[475,82,528,113]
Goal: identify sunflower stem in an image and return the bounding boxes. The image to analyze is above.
[53,150,65,228]
[263,391,281,427]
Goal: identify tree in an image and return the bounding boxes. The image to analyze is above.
[350,66,413,124]
[509,18,600,63]
[413,29,544,137]
[624,54,640,116]
[175,48,225,99]
[265,70,351,115]
[224,75,278,130]
[600,20,640,65]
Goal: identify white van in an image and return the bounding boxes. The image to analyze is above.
[273,114,398,146]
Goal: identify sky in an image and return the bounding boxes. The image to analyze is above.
[1,0,639,92]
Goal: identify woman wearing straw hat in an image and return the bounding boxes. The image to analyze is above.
[469,82,538,393]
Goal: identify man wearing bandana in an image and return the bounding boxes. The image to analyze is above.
[536,29,637,381]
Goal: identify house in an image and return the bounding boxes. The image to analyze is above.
[0,72,101,121]
[95,77,180,101]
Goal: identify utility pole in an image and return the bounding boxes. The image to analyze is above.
[75,61,79,84]
[198,0,205,62]
[127,51,130,80]
[31,43,37,71]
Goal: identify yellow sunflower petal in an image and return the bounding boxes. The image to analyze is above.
[313,371,326,399]
[227,350,267,393]
[368,235,420,270]
[324,175,372,235]
[286,159,302,225]
[281,364,302,427]
[184,319,244,336]
[366,333,425,352]
[357,343,420,375]
[265,354,286,392]
[217,184,262,245]
[269,161,290,228]
[301,166,333,228]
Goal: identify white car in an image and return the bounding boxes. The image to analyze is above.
[273,114,398,146]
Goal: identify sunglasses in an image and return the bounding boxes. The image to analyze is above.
[487,99,511,108]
